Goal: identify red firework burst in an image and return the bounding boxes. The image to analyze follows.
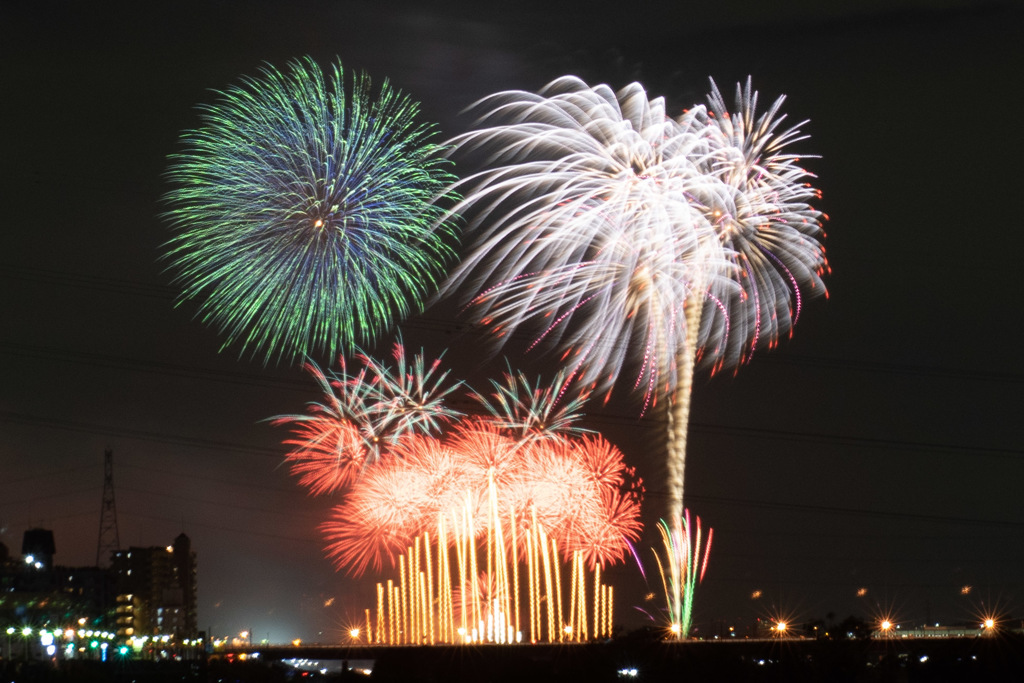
[274,410,367,495]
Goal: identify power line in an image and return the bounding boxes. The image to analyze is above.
[0,264,175,300]
[641,488,1024,527]
[0,411,281,458]
[118,461,296,495]
[119,511,321,546]
[3,408,1021,534]
[0,464,94,486]
[687,423,1024,459]
[4,406,1019,472]
[4,263,1022,387]
[0,340,312,394]
[117,484,323,523]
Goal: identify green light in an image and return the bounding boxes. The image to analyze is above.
[163,56,459,365]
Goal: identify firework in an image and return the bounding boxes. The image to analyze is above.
[272,343,463,492]
[321,426,642,576]
[362,341,466,447]
[471,365,593,443]
[270,357,375,495]
[364,504,616,644]
[441,76,731,410]
[439,75,825,527]
[163,57,458,364]
[645,511,712,639]
[275,344,643,626]
[698,77,829,371]
[436,77,724,541]
[321,434,473,574]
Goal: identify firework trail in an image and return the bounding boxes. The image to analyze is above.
[650,512,712,638]
[163,57,458,364]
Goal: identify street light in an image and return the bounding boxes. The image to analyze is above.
[21,626,32,661]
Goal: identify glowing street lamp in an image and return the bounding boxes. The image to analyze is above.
[21,626,32,661]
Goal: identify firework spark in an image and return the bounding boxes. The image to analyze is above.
[164,57,458,364]
[270,357,375,495]
[470,365,593,443]
[359,341,466,449]
[322,434,473,574]
[698,77,829,371]
[272,343,463,491]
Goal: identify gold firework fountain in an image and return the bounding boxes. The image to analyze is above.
[366,473,614,645]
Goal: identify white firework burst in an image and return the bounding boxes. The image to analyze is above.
[439,75,826,534]
[442,76,734,410]
[698,77,829,372]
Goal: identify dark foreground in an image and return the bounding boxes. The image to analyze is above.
[4,634,1024,682]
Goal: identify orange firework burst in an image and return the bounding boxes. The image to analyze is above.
[276,344,643,577]
[322,429,642,575]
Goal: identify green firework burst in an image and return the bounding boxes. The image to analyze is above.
[163,57,458,363]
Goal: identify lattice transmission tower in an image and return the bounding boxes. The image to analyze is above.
[96,449,121,566]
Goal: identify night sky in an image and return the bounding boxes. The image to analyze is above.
[2,1,1022,643]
